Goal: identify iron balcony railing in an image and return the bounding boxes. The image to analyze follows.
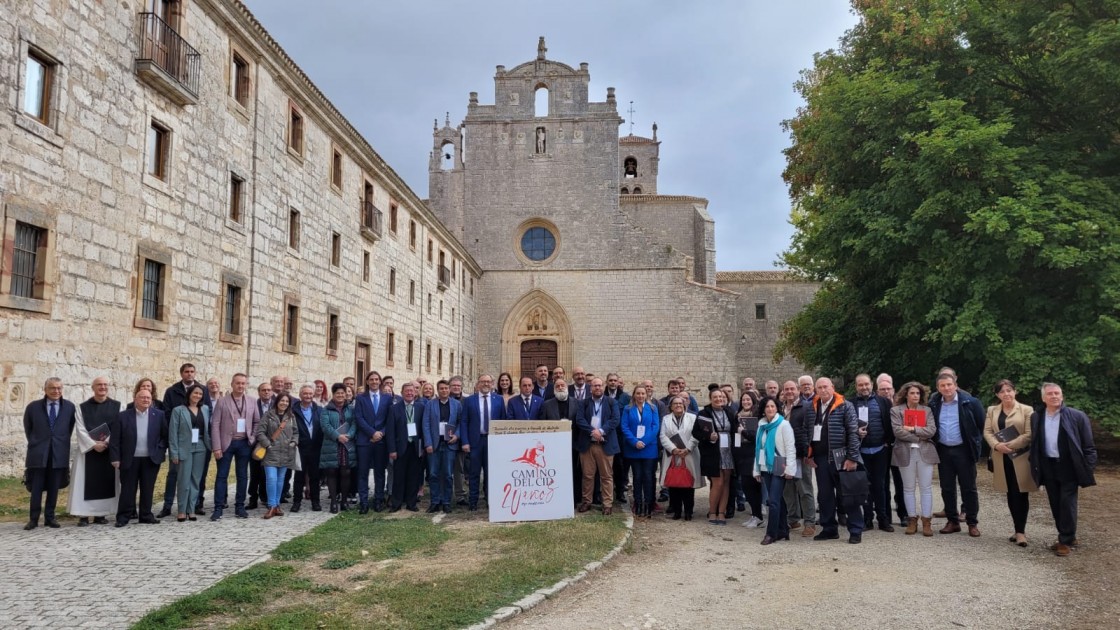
[362,201,384,238]
[137,12,200,100]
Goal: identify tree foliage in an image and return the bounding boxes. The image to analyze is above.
[777,0,1120,428]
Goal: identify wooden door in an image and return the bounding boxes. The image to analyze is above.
[520,340,557,379]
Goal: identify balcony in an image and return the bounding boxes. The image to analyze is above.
[135,12,200,106]
[437,265,450,291]
[360,201,383,242]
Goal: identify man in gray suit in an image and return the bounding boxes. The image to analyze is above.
[23,377,79,530]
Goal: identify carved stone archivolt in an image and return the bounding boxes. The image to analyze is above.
[501,289,573,374]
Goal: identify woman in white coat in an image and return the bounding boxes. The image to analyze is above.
[753,396,798,545]
[659,396,703,521]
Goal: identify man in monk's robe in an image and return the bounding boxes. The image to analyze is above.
[69,376,121,525]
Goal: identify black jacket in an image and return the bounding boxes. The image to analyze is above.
[787,398,811,459]
[23,398,78,469]
[850,394,896,449]
[1029,406,1097,488]
[929,390,986,462]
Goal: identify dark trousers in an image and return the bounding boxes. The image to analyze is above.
[391,444,424,508]
[468,435,489,505]
[118,458,161,523]
[357,443,389,505]
[628,458,657,508]
[196,450,211,509]
[160,460,178,511]
[214,438,251,515]
[27,460,64,524]
[572,448,582,506]
[1003,455,1030,534]
[889,465,906,522]
[324,466,351,505]
[740,468,763,518]
[762,472,789,539]
[862,448,892,525]
[248,458,266,505]
[293,450,321,507]
[667,487,695,517]
[936,443,979,525]
[613,429,628,500]
[1042,457,1079,544]
[813,452,865,535]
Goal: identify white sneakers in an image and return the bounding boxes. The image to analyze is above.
[742,515,764,528]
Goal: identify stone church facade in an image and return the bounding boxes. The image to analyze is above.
[427,39,815,388]
[0,4,813,474]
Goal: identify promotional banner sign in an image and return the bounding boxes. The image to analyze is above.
[488,420,574,522]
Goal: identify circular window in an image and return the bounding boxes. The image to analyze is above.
[520,226,557,262]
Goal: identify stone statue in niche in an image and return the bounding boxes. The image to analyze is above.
[509,92,520,105]
[535,127,546,154]
[526,308,549,332]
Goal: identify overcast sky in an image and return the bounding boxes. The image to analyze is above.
[242,1,857,270]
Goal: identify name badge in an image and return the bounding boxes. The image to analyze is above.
[191,428,200,444]
[636,425,646,439]
[236,418,246,433]
[439,422,448,439]
[813,425,822,442]
[719,432,729,449]
[858,407,869,423]
[734,432,742,448]
[407,422,417,438]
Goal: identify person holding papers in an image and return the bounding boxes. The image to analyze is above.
[423,379,462,514]
[890,382,938,536]
[659,396,701,521]
[387,382,426,513]
[320,383,356,513]
[753,396,798,545]
[983,380,1037,547]
[70,376,121,526]
[168,384,210,522]
[620,385,660,519]
[695,389,737,525]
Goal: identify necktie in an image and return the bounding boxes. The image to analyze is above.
[524,397,531,413]
[48,402,57,432]
[406,403,414,424]
[482,397,490,433]
[372,393,379,415]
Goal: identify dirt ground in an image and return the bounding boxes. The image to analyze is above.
[514,446,1120,630]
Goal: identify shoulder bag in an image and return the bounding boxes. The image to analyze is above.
[253,417,287,461]
[664,455,694,489]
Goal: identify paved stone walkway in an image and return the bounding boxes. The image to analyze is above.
[0,504,335,629]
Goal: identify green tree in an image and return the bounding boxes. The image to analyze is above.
[777,0,1120,428]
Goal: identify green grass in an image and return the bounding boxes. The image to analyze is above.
[133,511,628,629]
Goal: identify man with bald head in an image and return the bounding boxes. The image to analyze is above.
[71,377,122,526]
[807,377,865,543]
[24,377,79,529]
[781,379,817,536]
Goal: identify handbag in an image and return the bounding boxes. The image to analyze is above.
[252,416,288,461]
[839,469,869,500]
[664,455,694,488]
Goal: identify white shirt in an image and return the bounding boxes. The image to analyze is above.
[134,409,150,458]
[1044,410,1061,458]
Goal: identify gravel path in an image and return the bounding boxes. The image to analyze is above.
[514,471,1074,629]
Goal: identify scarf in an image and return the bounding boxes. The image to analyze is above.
[755,414,785,471]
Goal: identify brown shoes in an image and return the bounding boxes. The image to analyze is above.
[968,525,981,537]
[789,520,802,529]
[801,524,816,538]
[577,502,590,513]
[940,521,961,534]
[262,507,275,519]
[1054,543,1072,557]
[921,517,933,537]
[905,517,918,535]
[602,507,613,516]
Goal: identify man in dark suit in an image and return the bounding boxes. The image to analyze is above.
[576,377,621,515]
[158,362,210,519]
[568,367,591,404]
[353,370,391,513]
[23,377,78,530]
[112,388,167,527]
[543,377,582,508]
[1029,383,1097,557]
[460,374,506,511]
[605,373,630,505]
[930,372,986,537]
[387,382,426,512]
[292,384,324,512]
[533,364,553,400]
[507,376,544,420]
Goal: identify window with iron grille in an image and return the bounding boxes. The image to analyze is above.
[223,284,241,335]
[141,259,164,320]
[11,222,44,299]
[284,302,300,350]
[327,311,340,355]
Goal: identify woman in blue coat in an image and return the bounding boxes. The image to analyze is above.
[621,385,660,519]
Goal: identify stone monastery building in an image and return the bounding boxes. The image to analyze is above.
[0,1,814,473]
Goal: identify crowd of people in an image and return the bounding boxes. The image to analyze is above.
[21,363,1096,556]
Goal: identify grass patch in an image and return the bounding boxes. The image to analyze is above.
[136,511,628,629]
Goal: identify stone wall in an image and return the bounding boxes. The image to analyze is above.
[0,0,478,474]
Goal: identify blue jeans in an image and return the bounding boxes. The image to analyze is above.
[265,466,289,508]
[428,443,455,506]
[214,438,251,515]
[628,458,657,507]
[762,472,790,539]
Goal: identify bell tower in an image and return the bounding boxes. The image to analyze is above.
[619,123,659,195]
[428,112,465,238]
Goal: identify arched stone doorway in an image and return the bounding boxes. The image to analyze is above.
[501,289,573,377]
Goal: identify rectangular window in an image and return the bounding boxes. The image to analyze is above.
[408,220,416,249]
[284,301,300,351]
[331,147,343,190]
[141,259,164,321]
[427,293,432,314]
[288,208,300,251]
[355,340,371,383]
[146,120,170,180]
[425,342,432,372]
[409,280,416,305]
[11,222,45,299]
[755,303,767,320]
[231,52,250,106]
[439,300,443,320]
[390,203,399,234]
[288,102,304,155]
[362,251,371,283]
[386,329,396,367]
[222,283,242,336]
[427,239,434,263]
[331,231,341,267]
[437,348,443,373]
[470,277,474,296]
[450,352,455,375]
[23,50,53,123]
[228,173,244,223]
[406,338,415,369]
[388,268,396,295]
[327,309,340,356]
